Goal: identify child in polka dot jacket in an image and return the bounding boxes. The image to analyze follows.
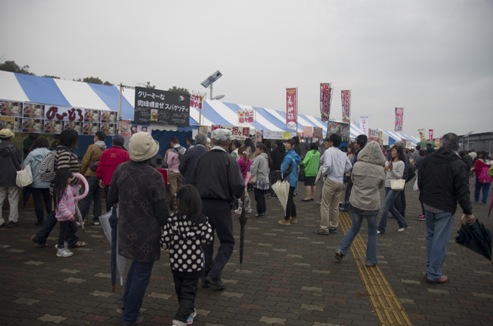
[160,185,213,326]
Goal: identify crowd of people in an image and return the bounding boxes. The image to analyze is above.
[0,126,491,325]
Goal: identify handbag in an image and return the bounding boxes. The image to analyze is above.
[16,164,33,188]
[390,178,406,191]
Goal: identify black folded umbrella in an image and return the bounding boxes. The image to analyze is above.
[239,192,247,270]
[456,219,492,261]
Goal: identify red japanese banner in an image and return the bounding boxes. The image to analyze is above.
[341,90,351,123]
[428,129,434,141]
[238,108,254,124]
[286,88,298,130]
[320,83,331,122]
[395,107,404,131]
[190,94,204,110]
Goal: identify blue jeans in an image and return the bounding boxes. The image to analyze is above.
[78,176,102,223]
[378,187,408,232]
[31,188,52,224]
[121,260,154,323]
[35,212,79,246]
[474,179,490,204]
[425,210,454,280]
[338,211,378,265]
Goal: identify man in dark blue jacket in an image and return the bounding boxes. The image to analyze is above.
[418,132,475,284]
[179,133,208,185]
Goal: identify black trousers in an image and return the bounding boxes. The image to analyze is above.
[285,186,297,219]
[57,220,77,248]
[394,190,406,217]
[254,188,267,214]
[172,273,198,323]
[202,199,234,281]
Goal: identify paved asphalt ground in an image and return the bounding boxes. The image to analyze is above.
[1,180,493,326]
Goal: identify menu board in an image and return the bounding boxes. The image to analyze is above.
[134,87,190,126]
[0,101,118,135]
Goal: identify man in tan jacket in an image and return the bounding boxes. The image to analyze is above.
[79,131,106,225]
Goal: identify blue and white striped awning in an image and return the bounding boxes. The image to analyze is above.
[0,71,135,120]
[382,130,419,146]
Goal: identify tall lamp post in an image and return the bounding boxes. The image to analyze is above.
[201,70,223,100]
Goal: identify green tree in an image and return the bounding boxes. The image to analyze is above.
[43,75,60,79]
[0,60,34,75]
[74,76,113,86]
[169,86,189,94]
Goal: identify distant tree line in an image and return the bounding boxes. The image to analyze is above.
[0,59,189,94]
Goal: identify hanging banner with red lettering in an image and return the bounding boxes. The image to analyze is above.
[341,90,351,123]
[238,108,254,124]
[190,94,204,110]
[395,107,404,131]
[428,129,434,141]
[320,83,332,122]
[286,88,298,130]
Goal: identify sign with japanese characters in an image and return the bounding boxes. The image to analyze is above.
[286,88,298,130]
[134,87,190,126]
[0,100,118,135]
[395,107,404,131]
[320,83,331,122]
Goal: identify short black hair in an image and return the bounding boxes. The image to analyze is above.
[95,131,106,141]
[59,129,79,148]
[356,134,368,148]
[328,134,342,147]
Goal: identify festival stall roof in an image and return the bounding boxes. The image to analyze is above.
[0,71,135,120]
[382,129,419,146]
[350,123,365,140]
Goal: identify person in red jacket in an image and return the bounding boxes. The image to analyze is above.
[96,134,130,212]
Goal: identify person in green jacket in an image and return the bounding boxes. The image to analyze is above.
[301,143,321,201]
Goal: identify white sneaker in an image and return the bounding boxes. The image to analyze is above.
[187,308,197,324]
[234,209,242,215]
[57,248,73,258]
[245,208,252,213]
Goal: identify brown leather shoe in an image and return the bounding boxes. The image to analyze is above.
[426,275,448,284]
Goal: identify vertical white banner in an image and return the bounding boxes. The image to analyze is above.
[359,115,369,136]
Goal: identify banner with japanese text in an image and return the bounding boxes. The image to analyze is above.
[341,90,351,123]
[395,107,404,131]
[320,83,331,122]
[190,94,204,110]
[286,88,298,130]
[369,128,380,143]
[418,129,425,141]
[428,129,434,141]
[359,115,369,136]
[238,108,254,124]
[0,100,118,135]
[134,87,190,126]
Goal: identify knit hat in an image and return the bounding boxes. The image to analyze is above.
[112,134,125,146]
[128,132,159,162]
[0,128,14,139]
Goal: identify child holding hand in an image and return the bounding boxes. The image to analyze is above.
[53,169,88,258]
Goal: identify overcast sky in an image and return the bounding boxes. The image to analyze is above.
[1,0,492,137]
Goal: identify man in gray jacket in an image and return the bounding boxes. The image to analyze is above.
[192,129,244,290]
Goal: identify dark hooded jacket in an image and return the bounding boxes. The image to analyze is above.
[0,141,22,186]
[418,147,472,215]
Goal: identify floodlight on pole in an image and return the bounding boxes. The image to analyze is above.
[212,95,225,100]
[201,70,222,100]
